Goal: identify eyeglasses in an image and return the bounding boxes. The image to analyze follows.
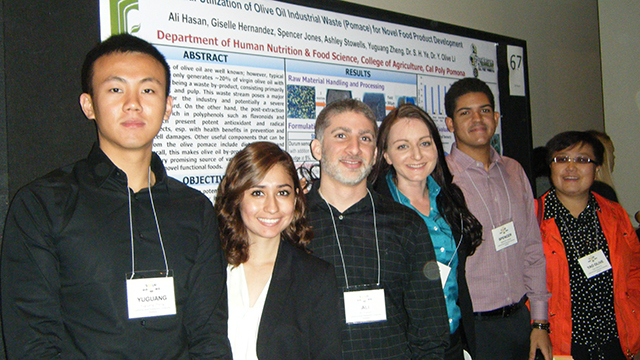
[551,155,598,165]
[296,163,321,191]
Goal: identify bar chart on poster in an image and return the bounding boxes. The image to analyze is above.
[100,0,502,199]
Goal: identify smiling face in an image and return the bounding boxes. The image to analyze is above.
[550,142,600,202]
[240,164,296,245]
[383,117,437,188]
[311,110,377,188]
[445,92,499,152]
[80,51,172,158]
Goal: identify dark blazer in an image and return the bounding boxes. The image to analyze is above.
[256,240,343,360]
[373,177,476,359]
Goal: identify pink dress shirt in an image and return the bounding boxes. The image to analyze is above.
[446,144,550,320]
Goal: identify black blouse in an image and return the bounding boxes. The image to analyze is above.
[544,189,619,358]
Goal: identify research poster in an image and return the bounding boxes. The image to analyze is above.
[100,0,500,199]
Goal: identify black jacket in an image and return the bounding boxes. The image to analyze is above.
[373,177,476,358]
[307,181,450,360]
[1,144,231,359]
[257,240,343,360]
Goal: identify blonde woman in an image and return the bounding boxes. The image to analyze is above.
[586,130,618,202]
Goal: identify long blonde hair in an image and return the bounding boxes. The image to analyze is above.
[587,130,615,188]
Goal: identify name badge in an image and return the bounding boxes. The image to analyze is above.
[437,262,451,289]
[578,250,612,278]
[126,270,177,319]
[491,221,518,251]
[343,285,386,324]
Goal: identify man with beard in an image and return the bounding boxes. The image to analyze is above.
[306,99,449,360]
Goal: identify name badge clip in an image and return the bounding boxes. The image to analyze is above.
[126,269,177,319]
[343,284,387,325]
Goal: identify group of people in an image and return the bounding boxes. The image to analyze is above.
[1,33,638,360]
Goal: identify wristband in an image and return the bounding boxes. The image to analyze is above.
[532,322,550,333]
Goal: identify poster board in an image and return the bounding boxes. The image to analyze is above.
[99,0,530,200]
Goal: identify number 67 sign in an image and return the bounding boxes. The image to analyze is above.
[508,45,526,96]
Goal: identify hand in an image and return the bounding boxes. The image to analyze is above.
[529,328,552,360]
[299,177,311,194]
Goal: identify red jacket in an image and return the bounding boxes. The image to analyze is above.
[536,192,640,359]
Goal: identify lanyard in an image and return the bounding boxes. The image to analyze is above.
[557,204,602,260]
[127,167,169,279]
[464,163,511,228]
[318,189,381,288]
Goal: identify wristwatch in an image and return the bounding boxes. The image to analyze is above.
[532,322,550,333]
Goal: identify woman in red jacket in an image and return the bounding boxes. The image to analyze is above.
[536,131,640,359]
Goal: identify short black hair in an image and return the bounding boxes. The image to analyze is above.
[545,131,604,165]
[81,34,171,97]
[444,77,495,118]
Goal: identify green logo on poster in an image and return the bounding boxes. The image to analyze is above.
[110,0,140,35]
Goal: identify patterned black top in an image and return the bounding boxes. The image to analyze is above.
[543,189,618,358]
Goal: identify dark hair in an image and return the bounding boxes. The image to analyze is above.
[214,142,312,266]
[371,104,483,255]
[586,130,612,144]
[315,99,377,141]
[81,33,171,97]
[545,131,604,166]
[532,146,550,177]
[444,77,495,118]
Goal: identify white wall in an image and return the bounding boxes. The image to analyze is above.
[599,1,640,224]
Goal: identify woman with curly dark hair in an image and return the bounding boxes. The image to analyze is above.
[371,104,483,360]
[215,141,342,360]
